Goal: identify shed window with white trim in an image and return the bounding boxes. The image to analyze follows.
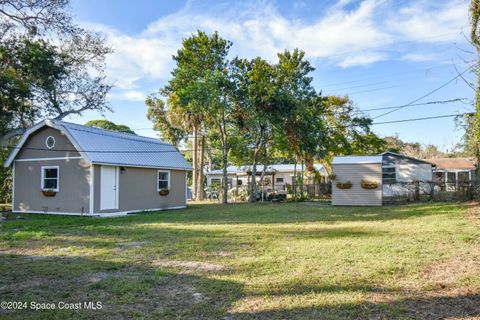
[157,171,170,190]
[41,166,59,191]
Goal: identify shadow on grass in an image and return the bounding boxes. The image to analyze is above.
[1,253,479,320]
[231,293,480,320]
[0,253,244,320]
[278,226,388,239]
[3,202,463,231]
[131,202,464,225]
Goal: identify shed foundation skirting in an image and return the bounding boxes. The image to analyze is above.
[12,206,187,218]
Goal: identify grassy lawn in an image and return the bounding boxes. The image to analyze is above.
[0,202,479,319]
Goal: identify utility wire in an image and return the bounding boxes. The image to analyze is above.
[372,65,475,120]
[319,58,475,89]
[132,98,470,135]
[369,112,472,126]
[7,112,472,153]
[324,85,399,96]
[356,98,469,113]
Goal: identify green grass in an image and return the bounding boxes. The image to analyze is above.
[0,202,479,319]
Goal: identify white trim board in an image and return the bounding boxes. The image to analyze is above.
[15,156,83,162]
[4,120,91,168]
[13,206,187,217]
[96,206,187,217]
[12,210,99,216]
[11,161,15,211]
[92,162,192,171]
[89,165,94,214]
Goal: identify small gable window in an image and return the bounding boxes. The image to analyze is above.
[45,136,56,149]
[157,171,170,191]
[41,166,59,191]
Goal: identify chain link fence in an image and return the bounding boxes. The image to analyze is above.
[382,181,478,205]
[207,180,478,204]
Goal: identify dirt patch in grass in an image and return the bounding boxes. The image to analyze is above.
[116,241,150,247]
[212,250,233,257]
[422,253,480,290]
[153,260,223,273]
[400,289,480,320]
[0,278,45,292]
[465,201,480,225]
[85,271,111,283]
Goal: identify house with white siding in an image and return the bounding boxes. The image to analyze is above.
[332,152,434,206]
[206,164,327,191]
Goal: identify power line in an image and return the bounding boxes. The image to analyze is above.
[133,98,470,135]
[7,112,472,153]
[356,98,469,113]
[319,60,472,89]
[369,112,472,126]
[325,85,399,96]
[372,66,475,120]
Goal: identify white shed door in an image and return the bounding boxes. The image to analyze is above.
[100,166,118,210]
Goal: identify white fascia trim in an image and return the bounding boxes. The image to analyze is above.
[89,165,94,214]
[4,120,91,167]
[92,162,192,171]
[46,120,92,165]
[4,121,47,167]
[93,205,188,217]
[435,169,472,173]
[11,161,15,211]
[13,206,187,217]
[12,210,99,216]
[15,156,83,162]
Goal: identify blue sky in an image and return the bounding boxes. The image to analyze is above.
[69,0,474,151]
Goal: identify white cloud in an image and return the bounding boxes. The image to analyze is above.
[109,89,147,102]
[82,0,470,97]
[401,52,439,62]
[387,0,468,43]
[339,52,387,68]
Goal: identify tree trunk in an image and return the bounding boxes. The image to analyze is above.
[220,114,229,204]
[222,140,228,204]
[293,161,297,201]
[192,123,198,201]
[300,159,305,200]
[197,135,205,200]
[249,149,258,203]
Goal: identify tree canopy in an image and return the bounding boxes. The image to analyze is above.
[148,31,387,202]
[0,0,112,147]
[84,120,136,135]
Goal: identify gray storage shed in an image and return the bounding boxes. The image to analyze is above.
[4,120,192,216]
[332,152,434,206]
